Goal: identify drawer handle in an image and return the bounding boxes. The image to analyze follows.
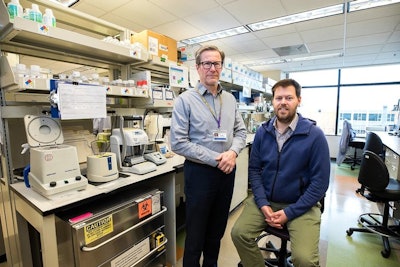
[81,206,167,252]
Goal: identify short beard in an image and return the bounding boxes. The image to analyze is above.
[276,112,295,124]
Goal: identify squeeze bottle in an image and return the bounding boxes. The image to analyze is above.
[43,8,56,27]
[7,0,23,20]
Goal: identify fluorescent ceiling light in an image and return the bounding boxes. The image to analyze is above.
[247,4,344,31]
[348,0,400,12]
[178,1,398,49]
[179,26,250,45]
[245,53,344,67]
[48,0,79,7]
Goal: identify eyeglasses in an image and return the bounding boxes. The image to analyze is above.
[200,61,223,70]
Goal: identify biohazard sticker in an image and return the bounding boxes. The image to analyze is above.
[138,198,152,219]
[84,215,114,245]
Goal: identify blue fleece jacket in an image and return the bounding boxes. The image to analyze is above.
[249,114,330,221]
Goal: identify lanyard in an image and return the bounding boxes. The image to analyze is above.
[196,88,223,128]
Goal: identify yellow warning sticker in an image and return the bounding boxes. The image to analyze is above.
[84,215,114,245]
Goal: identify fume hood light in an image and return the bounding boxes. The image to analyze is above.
[48,0,79,7]
[348,0,400,12]
[179,26,250,45]
[244,53,344,67]
[247,4,344,32]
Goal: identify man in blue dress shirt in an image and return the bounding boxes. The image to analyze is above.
[171,45,247,267]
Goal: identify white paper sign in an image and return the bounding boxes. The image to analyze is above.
[58,83,107,120]
[243,86,251,98]
[169,64,189,88]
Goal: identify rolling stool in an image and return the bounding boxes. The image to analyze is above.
[256,225,293,267]
[237,225,292,267]
[238,198,325,267]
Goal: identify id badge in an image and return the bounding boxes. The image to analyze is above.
[212,130,227,142]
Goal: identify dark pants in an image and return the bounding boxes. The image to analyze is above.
[183,160,235,267]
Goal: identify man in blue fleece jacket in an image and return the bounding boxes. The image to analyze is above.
[231,79,330,267]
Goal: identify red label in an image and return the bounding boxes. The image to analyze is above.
[138,199,152,219]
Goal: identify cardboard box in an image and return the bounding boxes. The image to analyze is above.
[131,30,178,62]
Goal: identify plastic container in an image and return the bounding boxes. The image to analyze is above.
[23,8,30,20]
[43,8,56,27]
[30,65,41,78]
[7,0,23,20]
[29,4,42,23]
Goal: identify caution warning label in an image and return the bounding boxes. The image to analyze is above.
[84,215,114,245]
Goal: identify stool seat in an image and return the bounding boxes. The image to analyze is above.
[264,225,290,241]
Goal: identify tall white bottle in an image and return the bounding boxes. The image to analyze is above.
[43,8,56,27]
[29,4,42,23]
[7,0,23,20]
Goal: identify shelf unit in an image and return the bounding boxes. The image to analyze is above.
[0,2,178,266]
[0,5,146,70]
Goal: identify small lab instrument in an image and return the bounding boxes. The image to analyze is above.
[144,151,167,165]
[86,139,118,183]
[24,115,87,197]
[144,114,171,142]
[86,152,118,182]
[110,127,157,175]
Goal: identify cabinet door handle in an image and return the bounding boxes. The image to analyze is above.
[81,206,167,252]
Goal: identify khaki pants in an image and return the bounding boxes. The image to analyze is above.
[231,196,321,267]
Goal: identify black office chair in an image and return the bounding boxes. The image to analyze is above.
[364,131,385,159]
[356,131,385,195]
[337,120,364,170]
[346,150,400,258]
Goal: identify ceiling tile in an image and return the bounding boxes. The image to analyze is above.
[183,6,242,33]
[223,0,286,24]
[151,20,203,41]
[149,0,219,18]
[261,33,303,49]
[112,1,176,29]
[300,25,344,43]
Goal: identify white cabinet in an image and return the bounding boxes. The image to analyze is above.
[385,148,400,180]
[230,146,249,211]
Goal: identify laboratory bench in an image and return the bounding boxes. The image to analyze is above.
[8,134,255,267]
[8,155,185,267]
[373,131,400,180]
[372,132,400,220]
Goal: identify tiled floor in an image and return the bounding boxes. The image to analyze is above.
[0,163,398,267]
[176,162,400,266]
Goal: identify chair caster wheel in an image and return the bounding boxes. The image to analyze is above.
[346,229,353,236]
[381,250,390,258]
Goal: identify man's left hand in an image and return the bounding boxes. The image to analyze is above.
[216,150,237,174]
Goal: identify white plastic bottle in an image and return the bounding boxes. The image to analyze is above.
[43,8,56,27]
[29,4,42,23]
[7,0,23,20]
[23,8,30,20]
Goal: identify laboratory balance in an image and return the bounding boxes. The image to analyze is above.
[24,115,88,197]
